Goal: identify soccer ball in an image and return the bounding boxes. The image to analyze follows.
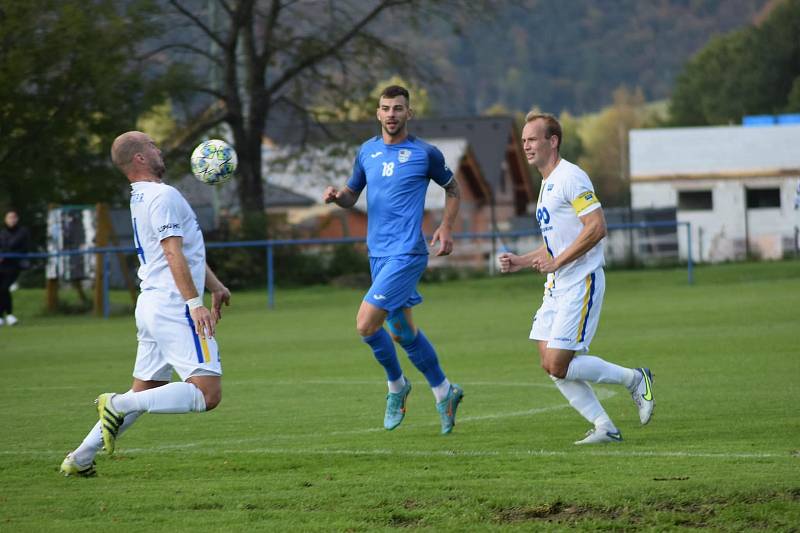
[190,139,238,185]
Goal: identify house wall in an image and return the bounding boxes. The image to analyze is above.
[422,176,490,268]
[317,210,368,240]
[421,182,489,236]
[632,177,800,262]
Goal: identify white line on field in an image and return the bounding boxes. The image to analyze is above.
[177,447,793,460]
[1,379,556,392]
[230,379,558,388]
[1,395,611,459]
[5,445,787,461]
[5,389,796,461]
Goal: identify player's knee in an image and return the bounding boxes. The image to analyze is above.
[356,317,381,338]
[203,389,222,411]
[387,312,415,345]
[543,361,568,379]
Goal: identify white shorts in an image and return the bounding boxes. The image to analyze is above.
[529,268,605,354]
[133,290,222,382]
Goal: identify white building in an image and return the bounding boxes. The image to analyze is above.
[630,124,800,262]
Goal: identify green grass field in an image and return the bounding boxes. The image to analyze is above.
[1,261,799,531]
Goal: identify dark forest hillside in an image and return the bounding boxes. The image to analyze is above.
[421,0,772,115]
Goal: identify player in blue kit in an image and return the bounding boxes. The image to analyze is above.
[323,85,464,434]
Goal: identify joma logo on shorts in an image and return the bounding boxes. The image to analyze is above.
[158,223,180,233]
[555,337,573,342]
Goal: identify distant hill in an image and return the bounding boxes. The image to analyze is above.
[420,0,772,115]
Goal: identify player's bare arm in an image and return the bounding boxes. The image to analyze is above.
[161,236,215,337]
[532,208,607,273]
[323,185,360,208]
[431,179,460,256]
[205,263,231,322]
[499,244,548,273]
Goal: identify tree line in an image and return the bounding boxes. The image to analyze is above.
[1,0,796,234]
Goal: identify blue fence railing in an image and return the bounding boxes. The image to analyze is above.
[0,221,692,317]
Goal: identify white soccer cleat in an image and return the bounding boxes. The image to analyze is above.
[5,314,18,326]
[631,368,655,425]
[574,427,623,445]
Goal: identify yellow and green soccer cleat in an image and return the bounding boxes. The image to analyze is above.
[60,453,96,477]
[96,393,124,455]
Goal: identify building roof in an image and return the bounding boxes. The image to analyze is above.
[171,174,315,213]
[630,124,800,181]
[169,136,478,215]
[265,112,523,192]
[262,137,471,211]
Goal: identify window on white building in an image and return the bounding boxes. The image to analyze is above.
[745,188,780,208]
[678,190,712,211]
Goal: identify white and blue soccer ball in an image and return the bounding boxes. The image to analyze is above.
[190,139,238,185]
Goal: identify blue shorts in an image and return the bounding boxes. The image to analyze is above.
[365,254,427,312]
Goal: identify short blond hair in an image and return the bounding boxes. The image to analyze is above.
[525,112,562,151]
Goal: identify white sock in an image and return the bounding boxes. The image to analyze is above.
[565,355,637,388]
[551,376,617,431]
[72,411,142,466]
[432,378,451,403]
[594,413,615,431]
[111,382,206,414]
[388,375,406,394]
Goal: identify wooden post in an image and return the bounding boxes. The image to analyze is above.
[46,278,59,313]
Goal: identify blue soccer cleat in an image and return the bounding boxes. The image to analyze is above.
[384,379,412,430]
[436,384,464,435]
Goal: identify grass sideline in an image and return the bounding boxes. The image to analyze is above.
[1,261,798,531]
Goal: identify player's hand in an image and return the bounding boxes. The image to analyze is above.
[498,252,525,273]
[430,224,454,256]
[210,285,231,322]
[532,254,558,273]
[190,305,216,338]
[322,186,339,204]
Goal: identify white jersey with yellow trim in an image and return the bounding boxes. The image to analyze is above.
[129,181,206,298]
[536,158,605,291]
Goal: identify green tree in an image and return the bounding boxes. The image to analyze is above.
[578,87,662,206]
[312,75,433,122]
[0,0,176,221]
[157,0,482,229]
[558,111,584,163]
[670,0,800,125]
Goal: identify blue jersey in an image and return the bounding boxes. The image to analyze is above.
[346,135,453,257]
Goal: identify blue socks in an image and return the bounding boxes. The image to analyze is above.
[364,328,446,389]
[400,329,446,388]
[363,328,403,382]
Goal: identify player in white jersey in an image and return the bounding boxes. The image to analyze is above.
[60,131,231,476]
[499,113,655,445]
